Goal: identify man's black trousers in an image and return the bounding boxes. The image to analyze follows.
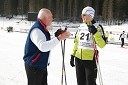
[25,64,47,85]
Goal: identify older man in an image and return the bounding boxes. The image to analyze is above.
[23,8,70,85]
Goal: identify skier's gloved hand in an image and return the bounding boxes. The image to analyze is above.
[91,19,96,24]
[70,55,75,67]
[88,25,97,35]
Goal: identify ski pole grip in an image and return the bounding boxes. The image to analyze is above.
[61,26,67,34]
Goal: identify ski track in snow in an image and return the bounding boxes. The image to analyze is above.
[0,30,128,85]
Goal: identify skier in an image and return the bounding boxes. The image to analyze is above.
[23,8,70,85]
[119,31,125,47]
[70,6,106,85]
[105,31,109,43]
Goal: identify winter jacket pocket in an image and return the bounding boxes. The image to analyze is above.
[32,53,41,63]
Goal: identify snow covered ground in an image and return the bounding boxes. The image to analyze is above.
[0,30,128,85]
[0,17,128,85]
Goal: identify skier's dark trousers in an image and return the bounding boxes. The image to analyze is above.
[75,57,97,85]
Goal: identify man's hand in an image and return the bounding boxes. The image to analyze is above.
[57,31,70,41]
[54,29,62,37]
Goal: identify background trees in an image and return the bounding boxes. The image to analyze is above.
[0,0,128,22]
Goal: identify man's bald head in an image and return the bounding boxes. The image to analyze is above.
[38,8,51,19]
[37,8,53,26]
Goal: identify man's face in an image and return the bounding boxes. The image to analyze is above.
[81,14,93,23]
[45,12,53,26]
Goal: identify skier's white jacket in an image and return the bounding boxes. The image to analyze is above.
[71,23,106,60]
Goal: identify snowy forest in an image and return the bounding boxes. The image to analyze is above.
[0,0,128,23]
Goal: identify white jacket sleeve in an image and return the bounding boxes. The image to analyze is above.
[30,28,60,52]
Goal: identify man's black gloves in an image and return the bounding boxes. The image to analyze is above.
[54,29,62,37]
[70,55,75,67]
[54,28,66,37]
[88,25,97,35]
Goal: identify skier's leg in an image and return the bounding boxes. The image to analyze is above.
[84,59,97,85]
[122,38,124,47]
[121,38,124,47]
[75,58,86,85]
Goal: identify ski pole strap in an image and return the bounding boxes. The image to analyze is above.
[93,43,99,61]
[99,24,105,36]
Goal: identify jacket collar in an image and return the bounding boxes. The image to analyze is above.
[38,18,48,32]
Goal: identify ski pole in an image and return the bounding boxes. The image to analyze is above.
[61,27,67,85]
[93,42,103,85]
[87,22,104,85]
[61,40,67,85]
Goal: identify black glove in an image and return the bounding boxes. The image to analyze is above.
[70,55,75,67]
[88,25,97,35]
[54,29,62,37]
